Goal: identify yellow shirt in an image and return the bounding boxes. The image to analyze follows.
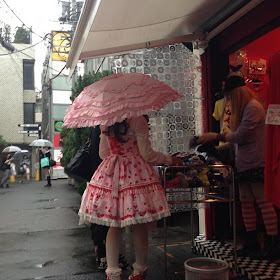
[213,98,224,122]
[213,98,231,144]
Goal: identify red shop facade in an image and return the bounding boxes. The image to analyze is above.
[202,0,280,239]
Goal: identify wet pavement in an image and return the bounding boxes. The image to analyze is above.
[0,178,201,280]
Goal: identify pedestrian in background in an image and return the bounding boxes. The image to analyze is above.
[39,147,52,187]
[19,155,30,184]
[0,153,13,188]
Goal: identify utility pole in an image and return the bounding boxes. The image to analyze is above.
[48,81,53,142]
[71,0,77,32]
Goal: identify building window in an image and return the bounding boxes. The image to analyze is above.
[24,103,35,129]
[23,59,35,90]
[35,103,42,113]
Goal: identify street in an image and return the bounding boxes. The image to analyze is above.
[0,178,197,280]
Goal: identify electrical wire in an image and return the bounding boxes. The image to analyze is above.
[49,65,66,81]
[2,0,47,40]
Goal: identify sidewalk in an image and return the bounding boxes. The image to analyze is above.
[0,178,224,280]
[0,179,98,280]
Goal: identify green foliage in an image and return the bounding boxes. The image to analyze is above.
[13,26,31,44]
[0,135,8,146]
[70,70,111,102]
[60,70,111,191]
[77,181,87,196]
[60,126,91,167]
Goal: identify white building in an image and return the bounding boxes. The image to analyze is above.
[0,43,37,144]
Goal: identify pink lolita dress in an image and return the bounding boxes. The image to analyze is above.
[78,116,172,227]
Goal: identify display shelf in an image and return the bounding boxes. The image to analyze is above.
[157,164,237,280]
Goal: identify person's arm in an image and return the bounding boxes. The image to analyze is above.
[215,142,232,151]
[5,158,13,164]
[99,128,110,160]
[132,116,173,166]
[194,102,264,146]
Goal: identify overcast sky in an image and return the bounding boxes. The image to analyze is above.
[0,0,70,90]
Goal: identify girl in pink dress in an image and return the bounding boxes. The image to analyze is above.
[78,115,181,280]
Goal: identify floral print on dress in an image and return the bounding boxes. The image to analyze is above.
[78,136,170,227]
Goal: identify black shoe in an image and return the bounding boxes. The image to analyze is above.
[119,257,129,269]
[97,256,129,271]
[44,184,51,187]
[98,257,107,271]
[6,184,9,188]
[237,231,261,258]
[262,235,279,260]
[237,242,261,258]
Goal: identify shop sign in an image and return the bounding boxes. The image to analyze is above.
[52,31,71,61]
[265,104,280,125]
[54,120,64,132]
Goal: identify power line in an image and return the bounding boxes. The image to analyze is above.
[50,65,66,81]
[2,0,47,40]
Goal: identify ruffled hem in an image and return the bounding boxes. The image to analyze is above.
[63,73,182,128]
[78,209,170,228]
[64,96,179,128]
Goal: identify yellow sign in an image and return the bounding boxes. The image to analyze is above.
[52,31,71,61]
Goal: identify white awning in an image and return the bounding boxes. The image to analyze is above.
[66,0,244,75]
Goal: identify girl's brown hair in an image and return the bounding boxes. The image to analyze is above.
[227,86,256,131]
[103,119,129,143]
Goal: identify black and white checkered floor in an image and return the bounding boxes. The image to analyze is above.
[194,235,280,280]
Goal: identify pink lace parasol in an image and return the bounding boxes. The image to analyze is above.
[63,73,182,128]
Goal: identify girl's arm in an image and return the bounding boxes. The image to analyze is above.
[132,116,173,166]
[99,129,110,159]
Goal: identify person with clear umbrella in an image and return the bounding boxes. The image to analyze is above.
[19,155,31,184]
[29,139,53,187]
[0,153,13,188]
[13,150,31,184]
[39,147,52,187]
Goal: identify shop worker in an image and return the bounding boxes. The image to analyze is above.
[192,76,278,259]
